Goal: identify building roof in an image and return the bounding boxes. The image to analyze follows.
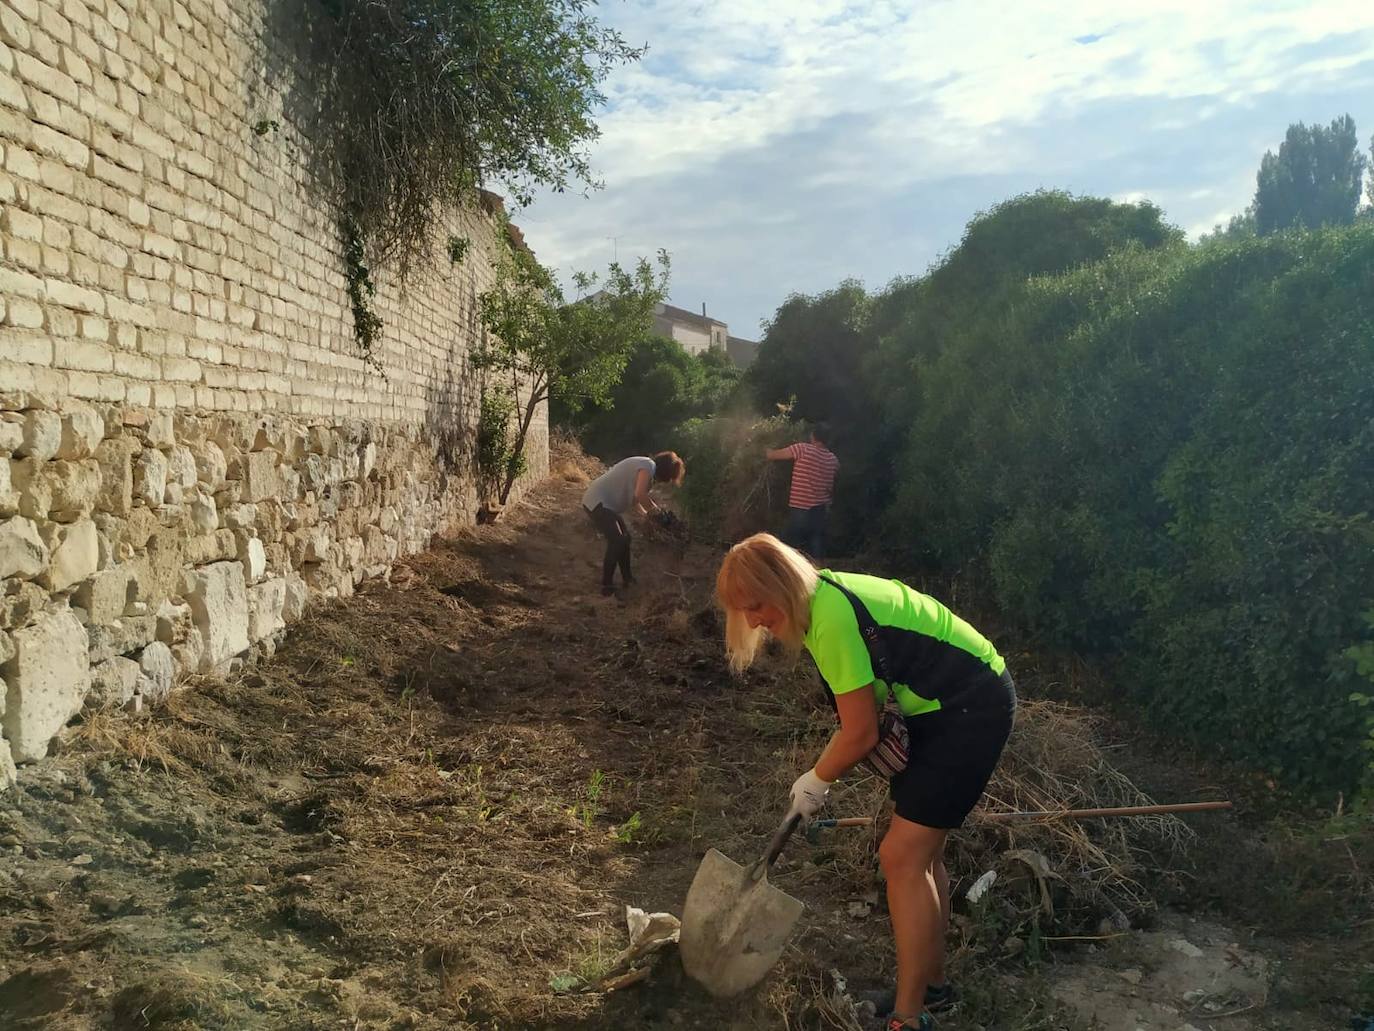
[656,302,727,330]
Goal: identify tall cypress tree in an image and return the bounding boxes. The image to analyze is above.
[1253,114,1366,234]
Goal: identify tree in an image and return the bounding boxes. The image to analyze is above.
[746,281,872,426]
[1369,133,1374,209]
[1198,208,1257,244]
[283,0,643,273]
[474,243,670,504]
[573,336,742,458]
[1253,115,1366,234]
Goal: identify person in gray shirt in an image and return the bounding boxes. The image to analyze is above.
[581,451,685,595]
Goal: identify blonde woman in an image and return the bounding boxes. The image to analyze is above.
[715,533,1015,1031]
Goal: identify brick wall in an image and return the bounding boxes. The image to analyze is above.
[0,0,549,781]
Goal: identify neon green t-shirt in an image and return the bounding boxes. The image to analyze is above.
[802,570,1005,716]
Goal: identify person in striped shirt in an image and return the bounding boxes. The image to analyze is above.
[766,423,840,559]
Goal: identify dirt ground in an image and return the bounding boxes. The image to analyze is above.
[0,462,1367,1030]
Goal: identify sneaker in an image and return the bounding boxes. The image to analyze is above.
[886,1015,934,1031]
[863,984,956,1017]
[600,584,616,597]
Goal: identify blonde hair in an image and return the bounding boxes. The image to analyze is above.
[715,533,819,672]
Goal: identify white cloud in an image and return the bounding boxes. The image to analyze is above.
[514,0,1374,332]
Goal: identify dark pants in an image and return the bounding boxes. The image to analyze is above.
[783,503,828,559]
[584,504,632,587]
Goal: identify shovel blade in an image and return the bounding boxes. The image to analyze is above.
[679,847,804,998]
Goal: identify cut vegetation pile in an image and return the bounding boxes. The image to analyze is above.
[0,452,1224,1030]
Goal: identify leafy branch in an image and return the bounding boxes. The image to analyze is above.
[473,234,670,505]
[277,0,645,355]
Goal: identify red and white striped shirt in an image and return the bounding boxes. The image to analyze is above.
[784,442,839,509]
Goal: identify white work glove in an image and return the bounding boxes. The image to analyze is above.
[786,768,832,824]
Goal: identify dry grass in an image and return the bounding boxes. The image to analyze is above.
[549,429,597,485]
[12,453,1208,1030]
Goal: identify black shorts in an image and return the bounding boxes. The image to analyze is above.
[890,669,1015,829]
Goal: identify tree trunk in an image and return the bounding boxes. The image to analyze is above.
[498,379,547,505]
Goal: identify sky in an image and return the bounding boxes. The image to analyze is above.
[517,0,1374,340]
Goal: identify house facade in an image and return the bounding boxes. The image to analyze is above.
[652,303,728,356]
[652,303,757,367]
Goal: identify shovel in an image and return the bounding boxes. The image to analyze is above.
[679,814,804,998]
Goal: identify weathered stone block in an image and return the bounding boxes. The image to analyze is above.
[284,500,310,532]
[302,526,330,563]
[11,457,51,520]
[129,529,185,609]
[136,641,174,700]
[0,630,12,666]
[183,561,249,671]
[359,441,377,481]
[363,524,390,568]
[0,736,16,791]
[73,566,132,625]
[223,503,256,530]
[240,449,279,503]
[343,535,364,571]
[40,517,98,591]
[0,515,49,580]
[87,615,157,664]
[279,466,301,501]
[0,459,16,518]
[251,417,287,453]
[133,447,167,506]
[213,480,242,510]
[301,454,326,492]
[93,519,118,569]
[144,410,174,448]
[209,416,248,454]
[18,410,61,461]
[247,576,285,643]
[121,506,158,551]
[88,655,139,708]
[0,413,24,453]
[237,533,266,582]
[0,581,48,631]
[56,403,103,458]
[1,608,91,762]
[155,599,190,644]
[167,444,196,489]
[192,440,226,490]
[45,458,100,520]
[185,528,236,565]
[188,489,216,532]
[171,626,204,674]
[93,436,135,515]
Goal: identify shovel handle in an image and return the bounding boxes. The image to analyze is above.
[760,814,802,872]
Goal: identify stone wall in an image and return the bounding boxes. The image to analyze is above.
[0,0,549,782]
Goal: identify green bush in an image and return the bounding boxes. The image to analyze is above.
[672,414,800,543]
[737,188,1374,797]
[563,336,742,461]
[895,225,1374,795]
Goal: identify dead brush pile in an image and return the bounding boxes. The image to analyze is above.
[676,414,802,542]
[548,428,599,485]
[726,650,1191,957]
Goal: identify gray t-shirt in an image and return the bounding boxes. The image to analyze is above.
[583,456,656,514]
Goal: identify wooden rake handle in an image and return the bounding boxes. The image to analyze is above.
[981,800,1233,821]
[809,800,1233,835]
